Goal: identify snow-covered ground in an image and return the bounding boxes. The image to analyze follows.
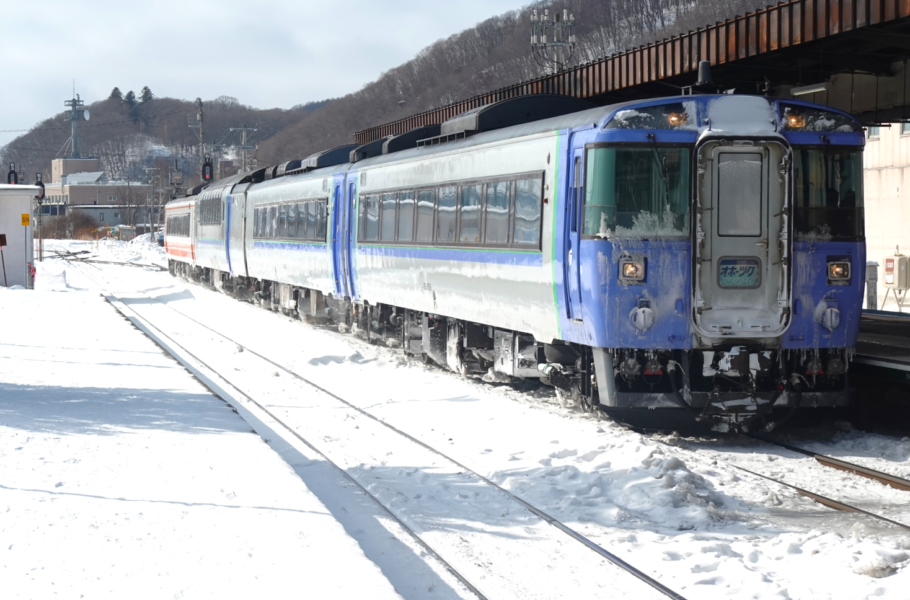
[0,247,404,599]
[12,237,910,598]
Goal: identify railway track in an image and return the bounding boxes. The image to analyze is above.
[746,434,910,493]
[66,258,685,600]
[727,465,910,532]
[660,432,910,534]
[50,248,167,271]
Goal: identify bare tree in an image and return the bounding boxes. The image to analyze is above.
[42,210,99,239]
[92,136,131,180]
[111,183,141,226]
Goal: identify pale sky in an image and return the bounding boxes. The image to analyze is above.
[1,0,526,149]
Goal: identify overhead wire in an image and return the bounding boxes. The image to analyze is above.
[0,109,191,133]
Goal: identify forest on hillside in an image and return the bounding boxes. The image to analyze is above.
[257,0,767,164]
[2,0,767,187]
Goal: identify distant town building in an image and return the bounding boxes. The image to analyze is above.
[39,158,155,227]
[51,158,101,183]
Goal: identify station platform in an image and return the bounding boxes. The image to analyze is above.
[0,288,401,599]
[854,310,910,387]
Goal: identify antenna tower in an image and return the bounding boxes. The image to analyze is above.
[59,85,90,158]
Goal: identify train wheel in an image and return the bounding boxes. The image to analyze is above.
[578,393,593,413]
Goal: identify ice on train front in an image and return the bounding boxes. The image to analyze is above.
[591,92,865,431]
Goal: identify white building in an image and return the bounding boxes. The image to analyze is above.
[862,124,910,309]
[0,185,39,288]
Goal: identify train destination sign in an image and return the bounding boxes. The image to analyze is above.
[718,257,761,289]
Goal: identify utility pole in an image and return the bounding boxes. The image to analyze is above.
[530,8,578,73]
[229,124,257,172]
[144,167,160,240]
[189,97,204,156]
[35,174,45,262]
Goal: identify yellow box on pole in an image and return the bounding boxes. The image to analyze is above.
[20,214,29,226]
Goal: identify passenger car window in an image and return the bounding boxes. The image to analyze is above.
[307,202,317,240]
[381,192,397,241]
[269,206,278,238]
[287,203,297,238]
[278,204,288,238]
[416,190,435,243]
[459,185,482,243]
[363,195,380,241]
[484,181,510,244]
[294,203,305,238]
[436,186,457,243]
[315,200,327,241]
[398,192,415,242]
[513,179,542,245]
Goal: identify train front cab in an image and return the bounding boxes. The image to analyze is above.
[574,96,866,430]
[165,200,196,278]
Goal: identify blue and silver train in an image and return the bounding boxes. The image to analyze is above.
[165,88,865,431]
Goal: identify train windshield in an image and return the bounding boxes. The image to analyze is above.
[792,147,864,240]
[583,146,690,238]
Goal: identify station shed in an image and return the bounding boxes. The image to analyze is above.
[0,184,39,288]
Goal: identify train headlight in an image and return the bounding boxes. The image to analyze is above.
[827,260,851,284]
[667,112,687,127]
[620,259,646,282]
[786,113,806,129]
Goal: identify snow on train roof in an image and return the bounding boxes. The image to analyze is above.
[266,96,672,186]
[173,93,862,200]
[353,99,643,170]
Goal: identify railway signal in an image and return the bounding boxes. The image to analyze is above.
[202,154,213,182]
[34,173,44,201]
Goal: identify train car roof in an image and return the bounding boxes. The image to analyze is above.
[352,101,632,171]
[167,93,864,203]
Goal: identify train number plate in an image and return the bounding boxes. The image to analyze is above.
[718,257,761,289]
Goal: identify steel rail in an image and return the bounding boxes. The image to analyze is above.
[746,434,910,493]
[70,258,688,600]
[731,465,910,532]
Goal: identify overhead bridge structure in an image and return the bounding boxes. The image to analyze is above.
[355,0,910,144]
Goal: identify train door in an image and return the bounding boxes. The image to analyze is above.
[331,177,346,296]
[225,192,233,273]
[564,146,584,320]
[227,184,248,277]
[189,201,197,263]
[345,180,358,300]
[693,140,791,338]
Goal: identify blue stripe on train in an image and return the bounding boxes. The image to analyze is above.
[253,240,328,251]
[356,244,543,267]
